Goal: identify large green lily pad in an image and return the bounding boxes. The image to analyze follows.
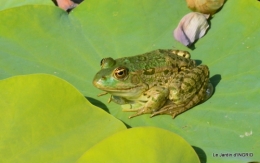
[0,74,126,162]
[0,0,260,162]
[1,0,52,11]
[0,74,197,163]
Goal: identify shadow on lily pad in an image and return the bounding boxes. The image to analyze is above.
[85,97,132,128]
[192,146,207,163]
[195,59,202,65]
[85,96,110,113]
[210,74,221,89]
[209,74,221,98]
[121,121,132,129]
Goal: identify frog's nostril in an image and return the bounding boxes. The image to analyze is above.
[101,76,106,80]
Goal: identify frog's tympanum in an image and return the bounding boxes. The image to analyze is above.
[93,49,213,119]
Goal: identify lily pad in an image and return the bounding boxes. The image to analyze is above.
[1,0,52,11]
[0,0,260,162]
[77,127,200,163]
[0,74,126,162]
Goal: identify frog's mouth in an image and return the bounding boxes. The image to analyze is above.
[97,85,146,97]
[93,74,149,97]
[93,79,147,97]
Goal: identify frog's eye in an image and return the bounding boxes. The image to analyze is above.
[100,57,116,69]
[113,67,128,79]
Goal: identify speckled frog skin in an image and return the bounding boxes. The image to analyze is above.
[93,49,213,118]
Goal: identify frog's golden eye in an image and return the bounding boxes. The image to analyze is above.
[114,67,128,79]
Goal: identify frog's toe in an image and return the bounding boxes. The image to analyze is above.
[171,113,178,119]
[150,107,170,118]
[150,104,185,118]
[150,112,162,118]
[151,110,179,118]
[150,110,177,118]
[128,108,146,119]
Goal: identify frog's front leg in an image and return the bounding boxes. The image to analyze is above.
[111,95,133,105]
[125,86,169,119]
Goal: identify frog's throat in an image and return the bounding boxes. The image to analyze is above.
[101,85,147,98]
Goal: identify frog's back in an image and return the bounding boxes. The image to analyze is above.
[119,49,196,72]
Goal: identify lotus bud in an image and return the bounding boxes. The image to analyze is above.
[173,12,210,46]
[55,0,79,11]
[186,0,225,15]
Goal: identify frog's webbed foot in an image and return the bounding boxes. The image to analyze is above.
[128,108,147,119]
[125,105,151,118]
[150,104,186,118]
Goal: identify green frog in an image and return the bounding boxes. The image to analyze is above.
[92,49,213,118]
